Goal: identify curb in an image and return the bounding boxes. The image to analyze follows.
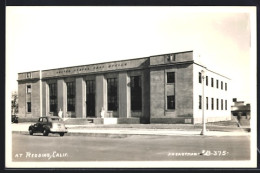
[12,130,250,137]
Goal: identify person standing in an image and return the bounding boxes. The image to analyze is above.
[58,108,63,119]
[100,107,105,118]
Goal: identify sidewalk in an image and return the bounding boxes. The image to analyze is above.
[11,123,250,137]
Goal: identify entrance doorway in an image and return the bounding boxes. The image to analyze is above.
[86,80,95,117]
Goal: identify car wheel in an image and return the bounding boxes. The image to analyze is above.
[59,133,64,137]
[29,129,33,135]
[43,129,49,136]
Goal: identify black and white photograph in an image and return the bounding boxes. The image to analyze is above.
[5,6,257,168]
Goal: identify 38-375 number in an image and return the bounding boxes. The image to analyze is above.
[201,150,229,156]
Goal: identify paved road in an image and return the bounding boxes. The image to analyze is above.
[12,133,250,161]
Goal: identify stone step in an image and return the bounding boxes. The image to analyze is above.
[64,118,94,125]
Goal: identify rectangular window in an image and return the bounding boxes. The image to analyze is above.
[216,99,219,110]
[167,96,175,109]
[211,78,214,87]
[221,99,223,110]
[216,80,219,88]
[27,102,31,113]
[107,78,118,111]
[67,82,75,112]
[49,83,57,113]
[225,100,227,110]
[86,80,96,117]
[225,83,227,91]
[130,76,142,111]
[199,72,202,83]
[206,97,208,110]
[199,95,202,109]
[26,72,31,78]
[206,76,208,86]
[27,85,31,93]
[221,81,223,90]
[167,72,175,83]
[211,98,214,110]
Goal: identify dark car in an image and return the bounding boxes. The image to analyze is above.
[28,116,68,136]
[12,115,18,123]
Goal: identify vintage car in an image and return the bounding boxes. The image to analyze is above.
[28,116,68,136]
[12,115,18,123]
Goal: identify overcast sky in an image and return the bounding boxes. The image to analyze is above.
[6,6,256,104]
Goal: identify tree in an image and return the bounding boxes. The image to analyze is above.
[11,91,18,115]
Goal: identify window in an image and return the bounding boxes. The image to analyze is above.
[27,85,31,93]
[199,95,202,109]
[211,78,214,87]
[225,100,227,110]
[167,72,175,83]
[26,72,31,78]
[221,99,223,110]
[216,80,219,88]
[206,97,208,110]
[216,99,219,110]
[130,76,142,111]
[42,118,47,122]
[211,98,214,110]
[221,81,223,90]
[225,83,227,91]
[86,80,95,117]
[27,102,31,112]
[67,82,75,112]
[168,54,176,62]
[167,96,175,109]
[206,76,208,86]
[199,72,202,83]
[49,83,57,113]
[107,78,118,111]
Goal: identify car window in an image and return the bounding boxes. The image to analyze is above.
[39,118,43,122]
[42,118,48,122]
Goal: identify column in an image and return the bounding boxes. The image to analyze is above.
[75,77,86,118]
[41,81,47,116]
[57,79,66,117]
[95,75,107,117]
[118,72,131,118]
[142,69,150,123]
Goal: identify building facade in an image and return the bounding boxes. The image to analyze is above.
[17,50,231,124]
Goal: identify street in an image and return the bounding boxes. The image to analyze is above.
[12,133,250,161]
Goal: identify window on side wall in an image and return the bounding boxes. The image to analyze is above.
[206,97,208,110]
[211,78,214,87]
[216,99,219,110]
[27,85,31,93]
[211,98,214,110]
[206,76,208,86]
[27,102,31,113]
[199,95,202,109]
[167,72,175,84]
[167,96,175,110]
[225,83,227,91]
[199,72,202,83]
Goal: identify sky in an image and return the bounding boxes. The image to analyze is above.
[6,6,256,104]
